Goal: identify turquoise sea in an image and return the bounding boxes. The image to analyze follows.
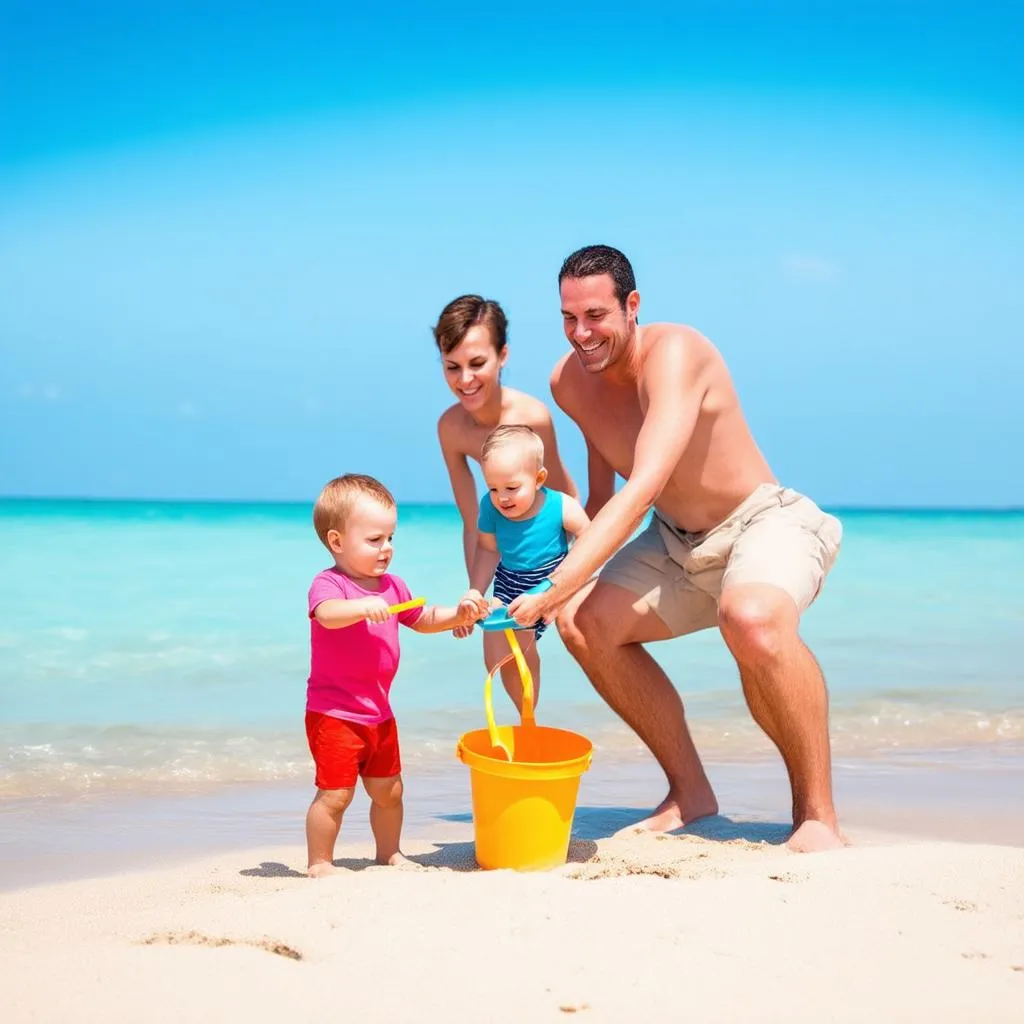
[1,499,1022,882]
[3,496,1022,789]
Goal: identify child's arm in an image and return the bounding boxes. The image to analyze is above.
[561,494,591,541]
[313,596,391,629]
[408,598,484,634]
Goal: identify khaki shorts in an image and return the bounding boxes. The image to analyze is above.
[600,483,842,637]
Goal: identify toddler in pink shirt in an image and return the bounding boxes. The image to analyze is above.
[304,474,486,876]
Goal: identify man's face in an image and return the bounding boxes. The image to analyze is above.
[559,274,638,374]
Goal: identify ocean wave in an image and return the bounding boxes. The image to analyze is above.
[2,699,1022,800]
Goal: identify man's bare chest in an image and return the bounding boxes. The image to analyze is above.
[574,389,645,478]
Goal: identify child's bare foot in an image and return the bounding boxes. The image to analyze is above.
[307,861,347,878]
[378,852,420,869]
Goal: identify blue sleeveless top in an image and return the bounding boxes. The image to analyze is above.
[477,488,568,571]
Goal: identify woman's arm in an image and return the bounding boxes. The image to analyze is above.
[467,531,500,597]
[438,415,481,576]
[533,408,578,501]
[583,438,617,520]
[560,494,591,541]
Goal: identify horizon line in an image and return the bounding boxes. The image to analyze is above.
[1,495,1022,515]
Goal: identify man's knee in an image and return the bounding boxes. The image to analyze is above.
[718,586,798,663]
[556,588,608,651]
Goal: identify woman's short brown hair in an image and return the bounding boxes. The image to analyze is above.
[432,295,508,356]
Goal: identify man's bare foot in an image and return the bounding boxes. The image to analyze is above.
[612,789,719,838]
[377,852,421,869]
[307,861,347,878]
[786,819,847,853]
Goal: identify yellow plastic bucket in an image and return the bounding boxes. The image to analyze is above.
[456,629,593,871]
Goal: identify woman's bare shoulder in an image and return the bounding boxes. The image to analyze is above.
[437,403,468,445]
[502,387,554,427]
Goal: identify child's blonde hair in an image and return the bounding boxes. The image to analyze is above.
[479,424,545,473]
[313,474,396,549]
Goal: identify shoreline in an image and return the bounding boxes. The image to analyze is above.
[3,748,1022,893]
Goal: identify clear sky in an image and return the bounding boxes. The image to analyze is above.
[2,1,1021,507]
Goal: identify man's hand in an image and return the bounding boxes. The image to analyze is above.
[508,586,566,628]
[360,597,392,624]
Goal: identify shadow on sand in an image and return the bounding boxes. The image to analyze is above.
[439,806,790,845]
[237,809,789,878]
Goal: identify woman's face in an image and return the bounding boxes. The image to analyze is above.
[441,324,507,414]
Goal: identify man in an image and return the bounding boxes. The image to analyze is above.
[508,245,843,852]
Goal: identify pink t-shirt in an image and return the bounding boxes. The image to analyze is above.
[306,568,423,724]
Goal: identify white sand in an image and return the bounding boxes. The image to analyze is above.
[2,831,1022,1023]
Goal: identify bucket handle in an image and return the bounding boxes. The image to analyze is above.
[483,654,514,761]
[504,628,535,726]
[482,628,537,760]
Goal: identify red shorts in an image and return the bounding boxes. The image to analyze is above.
[305,712,401,790]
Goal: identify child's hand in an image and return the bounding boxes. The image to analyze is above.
[461,589,490,621]
[457,595,486,628]
[360,596,392,624]
[452,624,475,639]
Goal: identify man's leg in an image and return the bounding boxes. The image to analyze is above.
[717,583,843,852]
[557,580,718,833]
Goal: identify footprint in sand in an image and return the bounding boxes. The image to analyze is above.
[140,930,302,961]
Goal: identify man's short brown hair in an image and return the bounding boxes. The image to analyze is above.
[313,474,395,549]
[479,424,545,473]
[559,244,637,309]
[432,295,508,356]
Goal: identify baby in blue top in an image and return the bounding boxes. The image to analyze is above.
[463,425,589,710]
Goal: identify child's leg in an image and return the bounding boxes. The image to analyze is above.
[362,774,406,865]
[305,787,355,876]
[484,628,541,712]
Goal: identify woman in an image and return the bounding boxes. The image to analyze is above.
[434,294,577,709]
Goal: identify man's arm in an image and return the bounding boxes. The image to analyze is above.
[513,334,704,622]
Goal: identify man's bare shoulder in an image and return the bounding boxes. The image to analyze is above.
[639,323,718,375]
[641,321,710,353]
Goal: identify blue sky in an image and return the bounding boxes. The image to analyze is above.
[2,1,1021,507]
